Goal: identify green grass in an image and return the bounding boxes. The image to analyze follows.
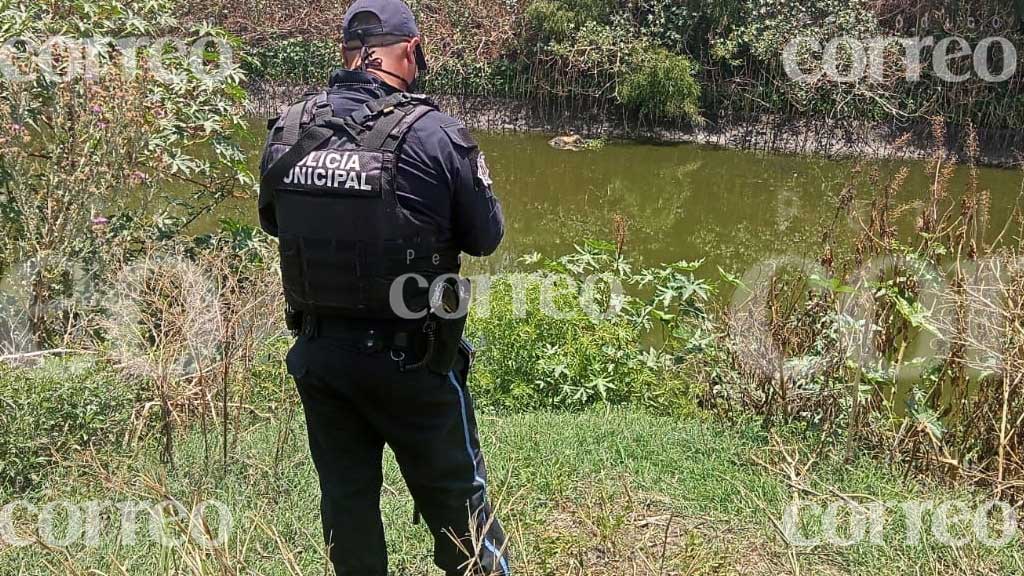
[0,408,1021,575]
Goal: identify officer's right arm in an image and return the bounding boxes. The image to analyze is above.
[440,121,505,257]
[258,123,280,238]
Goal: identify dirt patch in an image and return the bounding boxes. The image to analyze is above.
[532,494,796,576]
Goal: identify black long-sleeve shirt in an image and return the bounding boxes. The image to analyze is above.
[259,69,504,257]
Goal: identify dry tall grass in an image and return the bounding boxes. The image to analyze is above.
[98,243,284,468]
[719,117,1024,498]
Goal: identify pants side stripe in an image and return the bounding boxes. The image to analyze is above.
[448,371,486,487]
[448,371,509,574]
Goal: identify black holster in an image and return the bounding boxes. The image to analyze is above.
[425,314,468,374]
[285,306,304,336]
[409,276,471,375]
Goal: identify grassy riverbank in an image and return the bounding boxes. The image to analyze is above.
[2,389,1020,575]
[4,4,1024,574]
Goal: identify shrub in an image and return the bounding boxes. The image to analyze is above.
[617,48,701,122]
[0,0,250,350]
[637,0,743,55]
[523,1,703,123]
[466,243,704,414]
[247,39,341,84]
[0,360,136,490]
[422,59,522,97]
[525,0,585,42]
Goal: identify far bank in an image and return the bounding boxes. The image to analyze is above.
[247,82,1024,168]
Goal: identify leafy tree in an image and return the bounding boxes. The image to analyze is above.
[0,0,250,348]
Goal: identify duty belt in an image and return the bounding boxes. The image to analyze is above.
[301,315,426,356]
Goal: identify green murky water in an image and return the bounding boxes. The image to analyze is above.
[213,124,1024,275]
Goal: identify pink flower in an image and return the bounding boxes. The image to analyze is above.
[91,216,109,226]
[90,105,103,114]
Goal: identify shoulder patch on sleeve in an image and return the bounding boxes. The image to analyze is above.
[476,152,493,187]
[440,121,478,150]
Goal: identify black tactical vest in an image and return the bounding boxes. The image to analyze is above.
[260,92,461,320]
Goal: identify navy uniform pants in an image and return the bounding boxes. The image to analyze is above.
[287,325,510,576]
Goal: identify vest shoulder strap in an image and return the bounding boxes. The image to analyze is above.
[347,92,434,126]
[271,91,331,147]
[309,91,333,125]
[359,96,437,152]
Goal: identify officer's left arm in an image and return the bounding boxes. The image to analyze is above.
[440,121,505,257]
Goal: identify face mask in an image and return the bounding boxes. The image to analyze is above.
[399,48,420,93]
[369,67,413,92]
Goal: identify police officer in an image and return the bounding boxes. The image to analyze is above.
[257,1,509,574]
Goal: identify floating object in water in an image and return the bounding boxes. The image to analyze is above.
[549,134,586,151]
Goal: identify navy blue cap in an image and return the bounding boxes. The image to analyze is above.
[343,0,428,71]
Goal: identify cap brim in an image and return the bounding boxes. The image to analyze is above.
[415,44,428,72]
